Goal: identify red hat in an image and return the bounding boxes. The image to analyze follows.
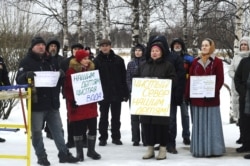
[75,49,89,62]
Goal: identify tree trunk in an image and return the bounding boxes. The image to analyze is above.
[62,0,69,58]
[233,0,243,55]
[77,0,83,45]
[95,0,102,55]
[141,0,150,45]
[183,0,188,49]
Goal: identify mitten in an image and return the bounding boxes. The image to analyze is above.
[26,71,36,79]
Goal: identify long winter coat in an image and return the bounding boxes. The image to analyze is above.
[64,58,98,122]
[234,57,250,106]
[16,49,62,111]
[185,54,224,107]
[228,51,250,119]
[134,57,176,125]
[0,57,10,86]
[94,50,129,102]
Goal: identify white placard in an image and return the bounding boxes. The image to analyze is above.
[34,71,60,87]
[131,78,172,117]
[190,75,216,98]
[71,70,103,105]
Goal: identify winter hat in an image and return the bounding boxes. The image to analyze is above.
[75,49,89,62]
[99,39,111,46]
[31,36,46,49]
[239,36,250,51]
[170,38,186,53]
[150,42,166,56]
[71,43,84,55]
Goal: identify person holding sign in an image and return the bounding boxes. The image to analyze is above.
[185,38,225,157]
[16,36,79,165]
[64,49,101,161]
[134,41,176,160]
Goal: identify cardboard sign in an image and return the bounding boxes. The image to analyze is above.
[190,75,216,98]
[34,71,60,87]
[131,78,172,117]
[71,70,103,105]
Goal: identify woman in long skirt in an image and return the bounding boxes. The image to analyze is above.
[185,38,225,157]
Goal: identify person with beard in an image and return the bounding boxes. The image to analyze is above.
[126,43,146,146]
[16,36,79,165]
[0,56,11,143]
[43,38,65,140]
[228,36,250,145]
[169,38,193,146]
[234,37,250,155]
[134,41,176,160]
[185,38,225,157]
[94,39,129,146]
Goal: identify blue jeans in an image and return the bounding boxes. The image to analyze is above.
[31,110,67,159]
[168,101,190,147]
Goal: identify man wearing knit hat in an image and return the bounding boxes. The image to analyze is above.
[60,43,87,149]
[16,36,79,165]
[43,38,65,140]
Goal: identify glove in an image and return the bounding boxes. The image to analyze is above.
[123,97,128,102]
[72,101,78,109]
[59,69,65,78]
[26,71,36,79]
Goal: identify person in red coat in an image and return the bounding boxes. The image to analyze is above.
[185,38,225,157]
[64,49,101,161]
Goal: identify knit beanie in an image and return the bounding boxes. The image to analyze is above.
[31,36,46,49]
[75,50,89,62]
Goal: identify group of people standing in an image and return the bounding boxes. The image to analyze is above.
[1,34,250,165]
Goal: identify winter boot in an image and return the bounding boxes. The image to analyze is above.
[74,136,84,161]
[87,135,101,160]
[142,146,155,159]
[58,150,79,163]
[156,146,167,160]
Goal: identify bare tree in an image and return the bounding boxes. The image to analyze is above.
[0,1,34,119]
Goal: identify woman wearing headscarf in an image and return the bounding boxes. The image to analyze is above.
[185,38,225,157]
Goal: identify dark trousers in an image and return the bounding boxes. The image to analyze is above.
[239,100,250,147]
[98,101,121,141]
[131,115,146,144]
[71,118,97,136]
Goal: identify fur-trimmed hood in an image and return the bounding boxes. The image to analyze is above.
[69,58,95,72]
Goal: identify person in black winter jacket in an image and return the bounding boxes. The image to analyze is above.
[94,39,129,146]
[0,56,11,143]
[44,38,65,140]
[147,35,186,154]
[169,38,193,146]
[16,36,79,165]
[234,55,250,158]
[126,43,146,146]
[134,40,176,160]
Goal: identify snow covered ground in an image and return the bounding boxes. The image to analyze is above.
[0,56,249,165]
